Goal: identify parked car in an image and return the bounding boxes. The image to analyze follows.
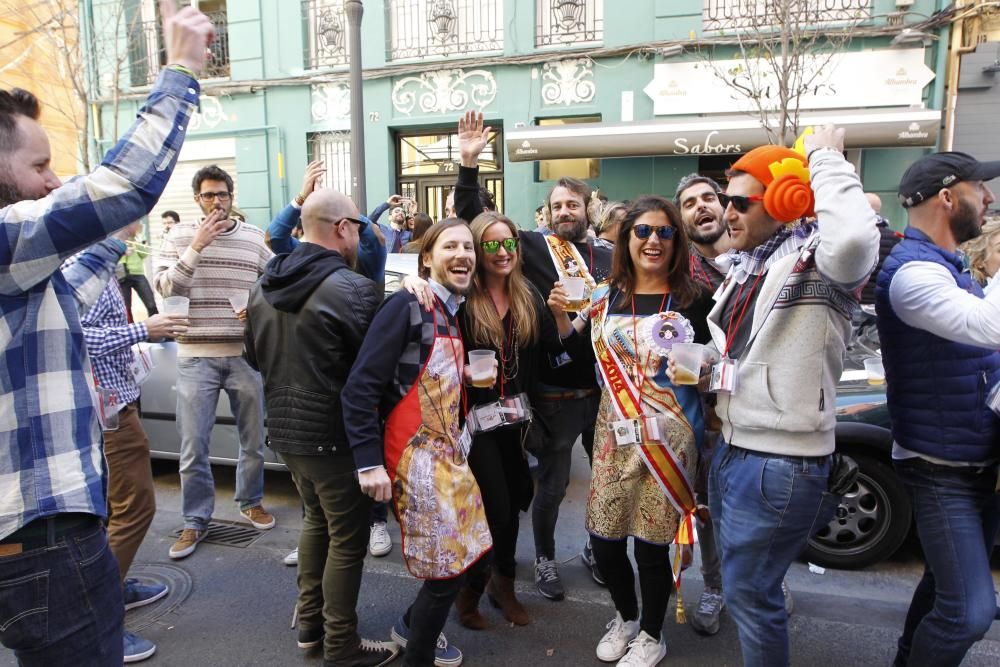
[141,253,418,470]
[140,275,910,569]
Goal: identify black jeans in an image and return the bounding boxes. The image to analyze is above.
[404,575,465,667]
[527,392,600,559]
[0,516,124,666]
[118,274,158,316]
[467,424,531,581]
[590,535,672,640]
[370,501,388,525]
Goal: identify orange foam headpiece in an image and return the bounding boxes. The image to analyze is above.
[730,146,815,223]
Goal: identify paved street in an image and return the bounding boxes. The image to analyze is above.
[3,447,999,667]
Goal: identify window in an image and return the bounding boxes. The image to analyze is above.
[387,0,503,61]
[302,0,349,70]
[536,116,601,181]
[535,0,603,48]
[307,131,353,195]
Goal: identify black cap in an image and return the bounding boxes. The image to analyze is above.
[898,152,1000,209]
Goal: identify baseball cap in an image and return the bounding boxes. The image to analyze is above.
[898,152,1000,209]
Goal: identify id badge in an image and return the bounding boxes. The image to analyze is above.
[710,357,738,394]
[611,419,641,447]
[987,380,1000,418]
[644,416,665,444]
[549,350,572,369]
[498,393,532,426]
[457,423,473,462]
[128,345,153,386]
[473,402,504,432]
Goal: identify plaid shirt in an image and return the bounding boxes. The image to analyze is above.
[69,253,148,406]
[0,68,199,539]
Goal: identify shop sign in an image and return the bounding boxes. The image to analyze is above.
[643,48,935,116]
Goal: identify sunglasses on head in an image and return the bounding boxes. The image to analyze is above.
[720,193,764,213]
[481,237,519,254]
[632,224,676,240]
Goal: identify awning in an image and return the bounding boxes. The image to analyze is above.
[505,108,941,162]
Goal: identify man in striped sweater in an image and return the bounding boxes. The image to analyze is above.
[154,164,275,560]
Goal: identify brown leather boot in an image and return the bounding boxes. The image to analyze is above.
[486,573,530,626]
[455,586,489,630]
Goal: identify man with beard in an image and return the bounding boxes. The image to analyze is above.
[675,174,730,293]
[876,152,1000,667]
[454,111,613,600]
[0,2,213,662]
[244,189,397,667]
[343,218,492,667]
[671,125,880,666]
[154,164,275,560]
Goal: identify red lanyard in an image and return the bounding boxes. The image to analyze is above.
[723,272,765,358]
[431,299,467,415]
[690,256,712,290]
[630,291,669,404]
[488,291,515,398]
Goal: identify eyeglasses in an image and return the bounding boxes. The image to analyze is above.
[632,224,676,241]
[720,193,764,214]
[198,191,232,202]
[341,217,366,227]
[481,238,519,254]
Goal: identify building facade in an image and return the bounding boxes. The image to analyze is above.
[85,0,956,241]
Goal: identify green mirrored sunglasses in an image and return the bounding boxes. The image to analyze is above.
[481,238,519,254]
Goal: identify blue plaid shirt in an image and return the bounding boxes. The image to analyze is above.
[69,255,148,406]
[0,68,199,539]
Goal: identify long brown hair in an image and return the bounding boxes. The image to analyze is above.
[418,217,469,279]
[464,212,539,347]
[609,195,701,308]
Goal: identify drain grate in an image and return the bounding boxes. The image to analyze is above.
[171,519,263,548]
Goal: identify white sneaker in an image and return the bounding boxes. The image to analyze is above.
[283,548,298,566]
[616,631,666,667]
[369,521,392,557]
[596,612,640,662]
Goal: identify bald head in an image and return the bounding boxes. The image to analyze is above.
[300,188,362,261]
[865,193,882,214]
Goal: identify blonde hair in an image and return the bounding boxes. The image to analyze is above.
[961,220,1000,285]
[464,212,539,348]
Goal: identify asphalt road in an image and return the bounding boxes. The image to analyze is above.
[3,448,999,667]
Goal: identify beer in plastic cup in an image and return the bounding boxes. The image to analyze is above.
[163,296,190,316]
[98,386,119,431]
[672,342,705,385]
[228,291,249,313]
[563,276,588,312]
[468,350,497,388]
[864,357,885,386]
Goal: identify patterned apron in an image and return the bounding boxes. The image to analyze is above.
[383,304,492,580]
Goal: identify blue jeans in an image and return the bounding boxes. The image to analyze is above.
[176,355,266,530]
[892,458,1000,667]
[0,519,123,666]
[709,441,835,667]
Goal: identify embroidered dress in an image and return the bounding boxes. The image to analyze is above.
[585,286,705,545]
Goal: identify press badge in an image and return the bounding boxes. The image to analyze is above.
[710,357,738,394]
[612,419,641,447]
[128,345,154,386]
[457,423,473,461]
[470,393,532,434]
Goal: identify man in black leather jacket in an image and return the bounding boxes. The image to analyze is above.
[244,189,396,667]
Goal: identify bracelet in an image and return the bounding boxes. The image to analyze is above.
[807,146,838,161]
[294,193,306,206]
[167,63,197,79]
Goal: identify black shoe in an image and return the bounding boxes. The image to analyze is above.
[534,556,565,601]
[323,639,400,667]
[298,626,323,649]
[580,540,607,587]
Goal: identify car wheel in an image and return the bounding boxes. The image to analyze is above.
[803,453,911,570]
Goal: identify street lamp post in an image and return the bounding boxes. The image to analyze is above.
[345,0,366,211]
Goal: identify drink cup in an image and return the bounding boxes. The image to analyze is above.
[563,276,586,300]
[468,350,497,388]
[228,291,249,313]
[864,357,885,386]
[671,342,705,385]
[163,296,190,317]
[98,386,119,431]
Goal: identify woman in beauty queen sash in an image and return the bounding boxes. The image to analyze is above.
[548,195,715,663]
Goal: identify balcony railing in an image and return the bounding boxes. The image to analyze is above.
[303,0,349,70]
[702,0,872,33]
[386,0,503,61]
[535,0,603,48]
[129,10,230,86]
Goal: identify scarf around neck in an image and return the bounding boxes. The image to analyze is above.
[714,220,816,285]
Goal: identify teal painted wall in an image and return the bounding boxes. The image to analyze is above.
[88,0,950,231]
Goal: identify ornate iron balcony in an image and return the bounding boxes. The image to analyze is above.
[303,0,349,70]
[702,0,872,33]
[386,0,504,61]
[535,0,603,48]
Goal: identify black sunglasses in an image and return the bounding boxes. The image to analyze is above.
[341,217,366,227]
[632,224,676,241]
[719,193,764,214]
[481,238,519,254]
